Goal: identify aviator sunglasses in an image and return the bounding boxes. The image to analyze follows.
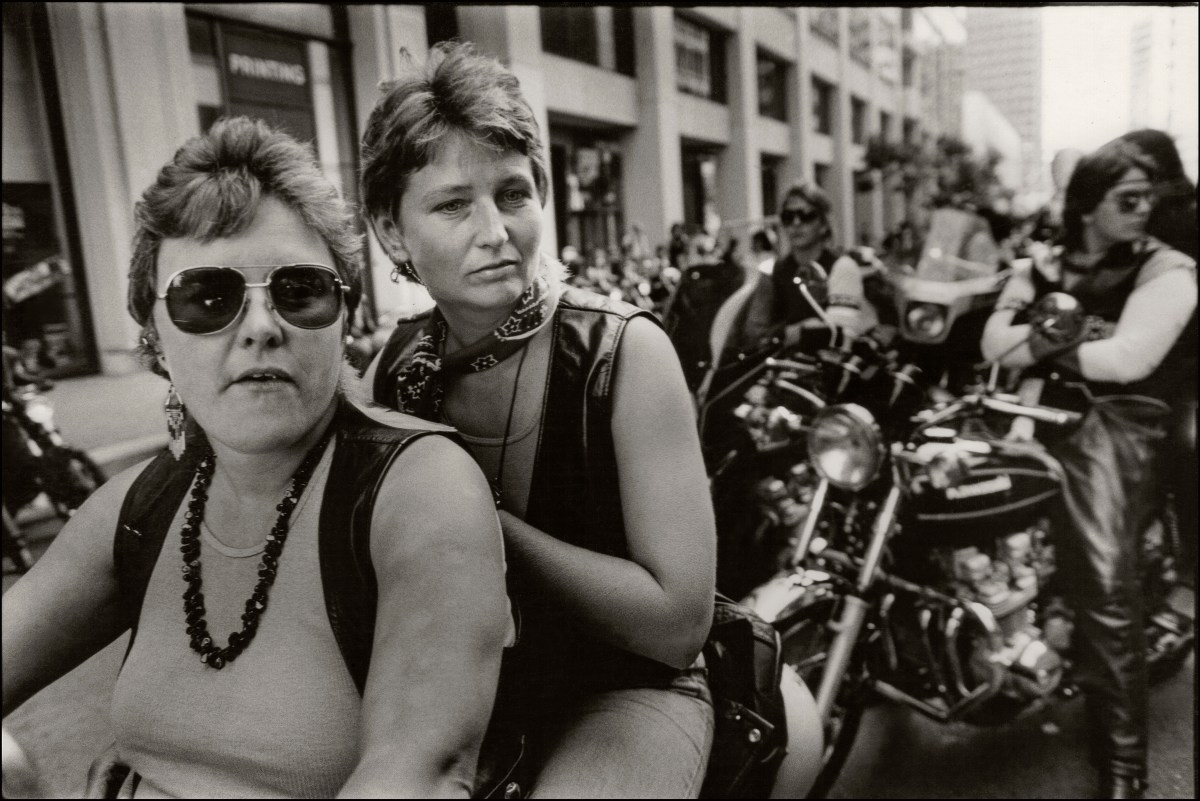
[157,263,348,335]
[779,208,822,226]
[1107,190,1155,215]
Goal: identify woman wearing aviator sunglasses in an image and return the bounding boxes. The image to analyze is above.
[983,141,1196,799]
[2,117,512,797]
[731,183,872,356]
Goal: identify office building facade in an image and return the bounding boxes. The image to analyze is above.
[3,5,960,376]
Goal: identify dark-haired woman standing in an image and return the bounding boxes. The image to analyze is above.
[983,141,1196,799]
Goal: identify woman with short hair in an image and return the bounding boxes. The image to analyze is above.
[3,116,511,798]
[362,43,716,798]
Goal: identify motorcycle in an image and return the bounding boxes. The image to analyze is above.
[739,294,1194,796]
[889,256,1011,392]
[2,346,106,571]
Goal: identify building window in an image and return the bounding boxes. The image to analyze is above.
[851,96,868,145]
[877,18,898,83]
[813,163,832,194]
[4,3,98,376]
[613,7,636,77]
[812,76,834,135]
[425,5,459,48]
[761,155,783,216]
[903,117,917,145]
[756,52,787,122]
[681,146,721,235]
[880,110,892,143]
[902,46,916,88]
[541,7,599,66]
[674,14,726,103]
[849,8,872,67]
[550,131,624,262]
[810,8,839,44]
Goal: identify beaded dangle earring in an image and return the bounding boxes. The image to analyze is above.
[164,384,187,460]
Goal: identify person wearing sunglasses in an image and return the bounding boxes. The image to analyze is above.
[982,141,1196,799]
[730,183,871,356]
[2,117,513,797]
[362,43,716,797]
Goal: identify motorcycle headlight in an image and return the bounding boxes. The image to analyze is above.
[905,303,948,340]
[807,404,885,490]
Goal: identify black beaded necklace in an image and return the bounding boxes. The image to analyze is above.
[180,432,332,670]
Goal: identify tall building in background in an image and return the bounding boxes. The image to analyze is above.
[1130,6,1199,181]
[964,7,1043,197]
[911,8,965,140]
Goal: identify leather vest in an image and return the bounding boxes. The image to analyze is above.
[1025,238,1197,403]
[373,287,681,699]
[769,248,837,325]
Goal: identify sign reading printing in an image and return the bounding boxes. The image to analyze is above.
[224,27,310,108]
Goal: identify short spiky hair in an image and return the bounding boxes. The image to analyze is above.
[359,42,549,223]
[126,116,363,374]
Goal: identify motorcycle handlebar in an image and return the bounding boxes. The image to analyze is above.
[918,393,1081,430]
[977,396,1080,426]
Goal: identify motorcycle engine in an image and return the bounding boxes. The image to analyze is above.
[941,522,1066,702]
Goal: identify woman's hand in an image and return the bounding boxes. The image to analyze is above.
[339,436,509,798]
[497,317,716,669]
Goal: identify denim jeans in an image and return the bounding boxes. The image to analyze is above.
[526,665,715,798]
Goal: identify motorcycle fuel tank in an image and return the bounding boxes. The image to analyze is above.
[905,447,1061,545]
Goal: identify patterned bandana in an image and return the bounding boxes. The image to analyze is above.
[392,263,556,420]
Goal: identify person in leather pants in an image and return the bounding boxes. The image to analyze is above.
[982,141,1197,799]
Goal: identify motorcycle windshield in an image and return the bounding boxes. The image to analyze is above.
[896,268,1011,305]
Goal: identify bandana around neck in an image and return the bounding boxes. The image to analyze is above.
[393,262,557,420]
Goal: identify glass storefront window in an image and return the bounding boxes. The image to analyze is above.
[550,132,624,266]
[3,4,96,377]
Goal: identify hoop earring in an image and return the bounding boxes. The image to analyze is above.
[164,383,187,460]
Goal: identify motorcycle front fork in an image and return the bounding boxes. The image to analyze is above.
[813,483,903,724]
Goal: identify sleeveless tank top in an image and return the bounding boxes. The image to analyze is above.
[111,443,361,798]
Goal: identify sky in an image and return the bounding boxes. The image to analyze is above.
[1042,5,1190,156]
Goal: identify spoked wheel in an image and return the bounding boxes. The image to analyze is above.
[776,598,869,799]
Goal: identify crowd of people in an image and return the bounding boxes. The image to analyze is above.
[2,39,1195,801]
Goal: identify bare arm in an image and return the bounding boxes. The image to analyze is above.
[981,263,1038,368]
[2,459,151,716]
[1072,265,1196,383]
[338,436,509,798]
[499,317,716,669]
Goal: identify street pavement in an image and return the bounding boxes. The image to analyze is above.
[3,514,1194,798]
